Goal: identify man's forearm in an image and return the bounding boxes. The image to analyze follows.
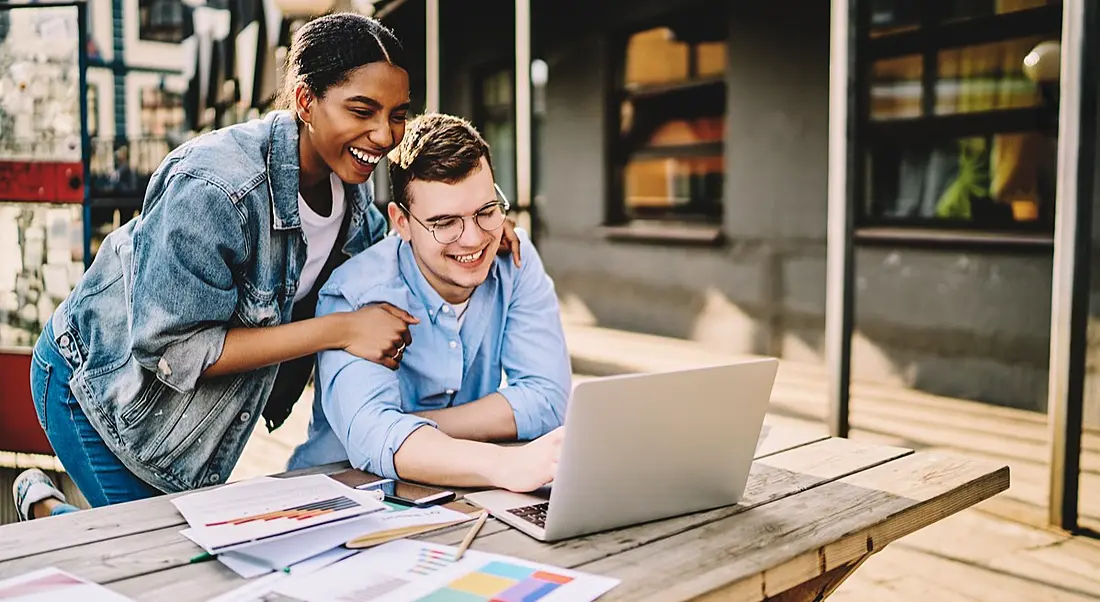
[392,425,506,487]
[414,393,517,442]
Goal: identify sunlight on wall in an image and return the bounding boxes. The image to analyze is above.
[688,288,762,355]
[558,292,597,327]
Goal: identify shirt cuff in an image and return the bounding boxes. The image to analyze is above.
[498,387,541,441]
[154,326,228,392]
[373,416,437,480]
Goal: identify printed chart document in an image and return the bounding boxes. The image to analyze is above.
[0,567,134,602]
[271,539,620,602]
[171,475,387,554]
[201,504,475,578]
[206,548,359,602]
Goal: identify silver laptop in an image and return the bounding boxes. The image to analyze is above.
[464,359,778,542]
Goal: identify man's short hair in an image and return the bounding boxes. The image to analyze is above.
[388,113,494,206]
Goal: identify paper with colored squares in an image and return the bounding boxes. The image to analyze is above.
[418,561,576,602]
[272,539,619,602]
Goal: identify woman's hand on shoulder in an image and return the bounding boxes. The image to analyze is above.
[332,303,419,370]
[497,217,523,268]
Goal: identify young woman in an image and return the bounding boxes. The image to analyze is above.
[13,12,522,520]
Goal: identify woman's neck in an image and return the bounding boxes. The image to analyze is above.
[297,122,330,190]
[297,122,334,216]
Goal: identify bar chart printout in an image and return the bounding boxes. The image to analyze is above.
[170,475,387,553]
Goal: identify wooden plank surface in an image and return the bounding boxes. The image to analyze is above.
[102,436,905,601]
[0,462,348,564]
[0,430,1009,602]
[427,438,914,571]
[0,426,826,582]
[0,430,882,600]
[576,454,1009,601]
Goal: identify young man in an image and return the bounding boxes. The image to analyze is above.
[287,113,570,492]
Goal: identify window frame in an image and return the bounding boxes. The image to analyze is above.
[854,1,1063,238]
[606,7,729,228]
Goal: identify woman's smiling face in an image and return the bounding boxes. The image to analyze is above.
[298,61,411,184]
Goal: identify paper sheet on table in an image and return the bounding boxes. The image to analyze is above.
[171,474,387,554]
[0,567,135,602]
[272,539,620,602]
[199,504,475,578]
[215,553,272,580]
[205,547,358,602]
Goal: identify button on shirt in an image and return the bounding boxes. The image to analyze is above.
[286,230,571,479]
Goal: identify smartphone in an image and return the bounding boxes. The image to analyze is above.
[357,479,456,507]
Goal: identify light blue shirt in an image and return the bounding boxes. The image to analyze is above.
[287,230,572,478]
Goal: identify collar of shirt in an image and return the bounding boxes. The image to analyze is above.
[396,238,499,326]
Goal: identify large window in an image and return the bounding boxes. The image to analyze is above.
[139,0,184,43]
[611,15,727,225]
[860,0,1062,234]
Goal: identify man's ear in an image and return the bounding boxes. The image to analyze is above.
[388,202,412,241]
[294,82,314,124]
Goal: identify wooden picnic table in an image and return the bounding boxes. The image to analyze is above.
[0,425,1008,601]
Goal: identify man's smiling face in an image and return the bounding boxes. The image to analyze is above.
[391,157,503,303]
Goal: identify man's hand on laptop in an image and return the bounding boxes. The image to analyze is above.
[490,427,565,492]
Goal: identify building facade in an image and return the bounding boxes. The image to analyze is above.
[373,0,1099,427]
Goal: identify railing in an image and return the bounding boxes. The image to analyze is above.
[89,137,175,200]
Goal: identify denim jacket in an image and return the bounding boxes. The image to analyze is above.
[50,110,388,493]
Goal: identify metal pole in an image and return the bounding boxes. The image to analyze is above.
[425,0,439,112]
[78,0,92,268]
[1047,0,1096,532]
[514,0,532,216]
[826,0,855,438]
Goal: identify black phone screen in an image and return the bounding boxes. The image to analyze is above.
[370,480,454,506]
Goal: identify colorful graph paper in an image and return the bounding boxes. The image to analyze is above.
[204,495,359,526]
[410,546,457,576]
[415,561,574,602]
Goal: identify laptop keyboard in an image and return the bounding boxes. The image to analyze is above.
[506,502,549,528]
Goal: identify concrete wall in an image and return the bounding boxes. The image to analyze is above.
[389,0,1094,423]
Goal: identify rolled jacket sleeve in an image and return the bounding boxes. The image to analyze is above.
[315,292,436,479]
[496,233,572,440]
[129,173,246,392]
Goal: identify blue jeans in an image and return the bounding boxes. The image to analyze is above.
[31,321,162,508]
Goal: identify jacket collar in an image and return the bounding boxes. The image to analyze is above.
[267,111,301,231]
[265,110,373,231]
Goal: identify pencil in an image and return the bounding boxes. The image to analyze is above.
[453,511,489,560]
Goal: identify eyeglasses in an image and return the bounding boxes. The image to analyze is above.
[399,183,511,245]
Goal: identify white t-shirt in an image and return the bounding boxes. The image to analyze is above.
[454,298,471,328]
[294,173,346,303]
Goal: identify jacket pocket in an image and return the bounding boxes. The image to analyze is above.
[236,281,280,328]
[119,377,168,428]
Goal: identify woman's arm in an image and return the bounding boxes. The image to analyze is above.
[203,304,417,378]
[130,173,418,387]
[202,315,342,378]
